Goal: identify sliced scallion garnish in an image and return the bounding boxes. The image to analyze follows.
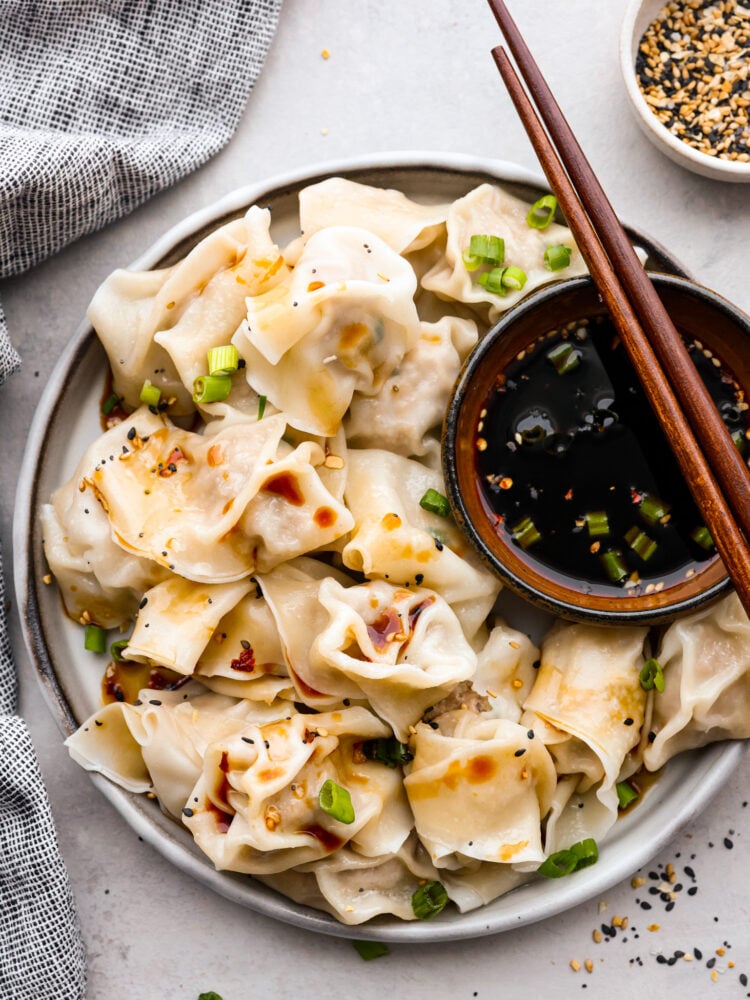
[478,267,508,296]
[102,392,120,416]
[600,548,628,583]
[361,738,414,768]
[109,639,130,662]
[639,657,665,693]
[538,838,599,878]
[207,344,239,376]
[585,510,610,539]
[639,493,671,526]
[537,849,578,878]
[419,488,451,518]
[257,394,267,421]
[690,525,714,550]
[84,624,106,654]
[570,838,599,870]
[616,780,639,810]
[318,779,355,824]
[411,880,448,919]
[546,341,580,375]
[139,380,161,408]
[544,244,572,271]
[510,515,541,550]
[526,194,557,229]
[468,233,505,265]
[352,941,390,961]
[193,374,232,404]
[624,525,658,561]
[500,264,527,290]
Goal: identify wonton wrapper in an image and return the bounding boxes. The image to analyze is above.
[404,710,557,867]
[289,177,449,257]
[66,686,288,819]
[522,622,647,829]
[183,707,412,875]
[258,833,439,925]
[235,226,420,436]
[41,436,169,629]
[342,449,501,642]
[313,578,477,740]
[345,316,476,460]
[89,206,287,417]
[89,410,352,583]
[644,593,750,770]
[422,183,586,322]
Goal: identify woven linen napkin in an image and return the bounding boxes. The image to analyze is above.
[0,2,281,997]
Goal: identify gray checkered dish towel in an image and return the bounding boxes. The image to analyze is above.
[0,2,282,996]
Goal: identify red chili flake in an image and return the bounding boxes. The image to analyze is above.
[230,645,256,672]
[159,447,188,477]
[630,487,643,504]
[564,488,574,501]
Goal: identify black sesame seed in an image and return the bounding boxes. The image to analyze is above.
[514,748,526,757]
[182,807,194,817]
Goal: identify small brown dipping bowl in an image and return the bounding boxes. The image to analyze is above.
[443,274,750,625]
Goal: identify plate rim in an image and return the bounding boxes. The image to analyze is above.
[12,149,741,942]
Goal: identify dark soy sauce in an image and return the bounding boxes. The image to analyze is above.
[475,316,748,597]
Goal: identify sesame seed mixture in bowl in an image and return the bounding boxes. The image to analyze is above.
[621,0,750,181]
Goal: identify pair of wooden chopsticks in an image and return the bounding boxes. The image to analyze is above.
[487,0,750,619]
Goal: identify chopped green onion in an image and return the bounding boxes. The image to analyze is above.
[207,344,239,376]
[478,267,508,296]
[544,244,572,271]
[585,510,610,539]
[361,738,414,768]
[84,624,106,654]
[500,264,527,290]
[109,639,130,662]
[570,838,599,870]
[639,493,671,526]
[352,941,390,961]
[690,525,714,550]
[538,839,599,878]
[318,779,355,824]
[139,380,161,408]
[198,993,224,1000]
[102,392,120,416]
[639,657,665,693]
[600,548,628,584]
[731,428,747,454]
[419,488,451,518]
[257,394,267,421]
[537,849,578,878]
[616,780,639,810]
[193,374,232,404]
[546,341,580,375]
[526,194,557,229]
[624,525,658,562]
[461,248,482,271]
[467,234,505,265]
[510,515,541,550]
[411,880,448,919]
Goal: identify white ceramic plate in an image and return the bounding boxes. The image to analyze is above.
[13,151,744,943]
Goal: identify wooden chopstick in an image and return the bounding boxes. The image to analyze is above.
[487,0,750,544]
[484,26,750,616]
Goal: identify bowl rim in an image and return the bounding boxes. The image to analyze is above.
[619,0,750,181]
[443,271,750,625]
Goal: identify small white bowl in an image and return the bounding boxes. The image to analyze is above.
[620,0,750,183]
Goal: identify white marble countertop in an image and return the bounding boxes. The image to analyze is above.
[2,1,750,997]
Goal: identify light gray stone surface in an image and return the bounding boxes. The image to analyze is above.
[2,2,749,997]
